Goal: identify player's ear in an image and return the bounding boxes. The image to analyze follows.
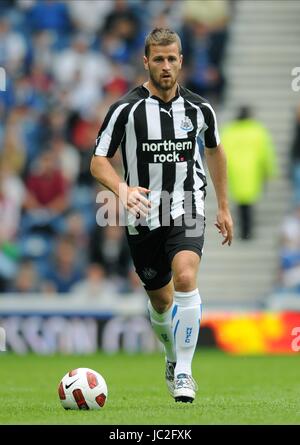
[179,54,183,69]
[143,56,149,71]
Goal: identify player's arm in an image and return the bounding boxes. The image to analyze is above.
[91,101,151,217]
[90,155,151,218]
[205,144,233,245]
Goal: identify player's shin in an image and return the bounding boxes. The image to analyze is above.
[172,289,202,376]
[147,300,176,363]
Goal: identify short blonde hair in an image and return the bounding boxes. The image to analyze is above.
[144,28,182,58]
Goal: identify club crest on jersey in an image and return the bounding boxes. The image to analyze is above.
[180,116,193,132]
[142,267,157,280]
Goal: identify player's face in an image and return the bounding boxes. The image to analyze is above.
[144,43,182,92]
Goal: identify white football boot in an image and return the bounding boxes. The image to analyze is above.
[174,373,198,403]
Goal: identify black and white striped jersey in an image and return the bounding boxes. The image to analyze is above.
[93,84,220,231]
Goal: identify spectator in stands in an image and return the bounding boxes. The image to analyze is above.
[89,220,132,292]
[30,30,55,73]
[102,62,130,99]
[49,134,80,185]
[67,0,113,35]
[182,0,230,104]
[146,0,184,32]
[69,109,101,185]
[221,106,278,240]
[63,211,90,261]
[289,103,300,206]
[43,107,68,141]
[9,260,40,293]
[24,0,71,38]
[0,157,24,291]
[71,263,118,300]
[41,234,84,294]
[119,264,144,295]
[0,16,27,75]
[4,101,43,168]
[24,149,69,213]
[52,33,111,113]
[277,205,300,293]
[0,157,25,241]
[1,116,26,175]
[23,150,70,234]
[100,0,142,65]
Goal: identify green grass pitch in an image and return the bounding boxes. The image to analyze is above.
[0,350,299,425]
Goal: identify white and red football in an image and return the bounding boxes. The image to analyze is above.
[58,368,108,410]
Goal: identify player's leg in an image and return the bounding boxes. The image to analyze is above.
[171,250,202,402]
[146,280,177,396]
[125,227,177,395]
[146,279,176,362]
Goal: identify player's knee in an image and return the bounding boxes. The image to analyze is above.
[173,270,196,292]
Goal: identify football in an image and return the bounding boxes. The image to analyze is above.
[58,367,108,410]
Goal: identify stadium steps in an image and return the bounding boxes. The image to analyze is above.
[198,0,300,306]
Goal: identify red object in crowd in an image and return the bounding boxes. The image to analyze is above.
[26,170,67,206]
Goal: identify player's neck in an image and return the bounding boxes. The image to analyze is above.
[144,81,179,103]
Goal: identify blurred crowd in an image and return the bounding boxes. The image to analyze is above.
[277,102,300,296]
[0,0,231,296]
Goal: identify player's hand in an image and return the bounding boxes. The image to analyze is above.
[214,208,233,246]
[119,184,151,218]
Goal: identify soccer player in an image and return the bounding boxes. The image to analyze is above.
[90,28,233,403]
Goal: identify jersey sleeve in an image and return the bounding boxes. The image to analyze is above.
[93,102,129,158]
[202,102,221,148]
